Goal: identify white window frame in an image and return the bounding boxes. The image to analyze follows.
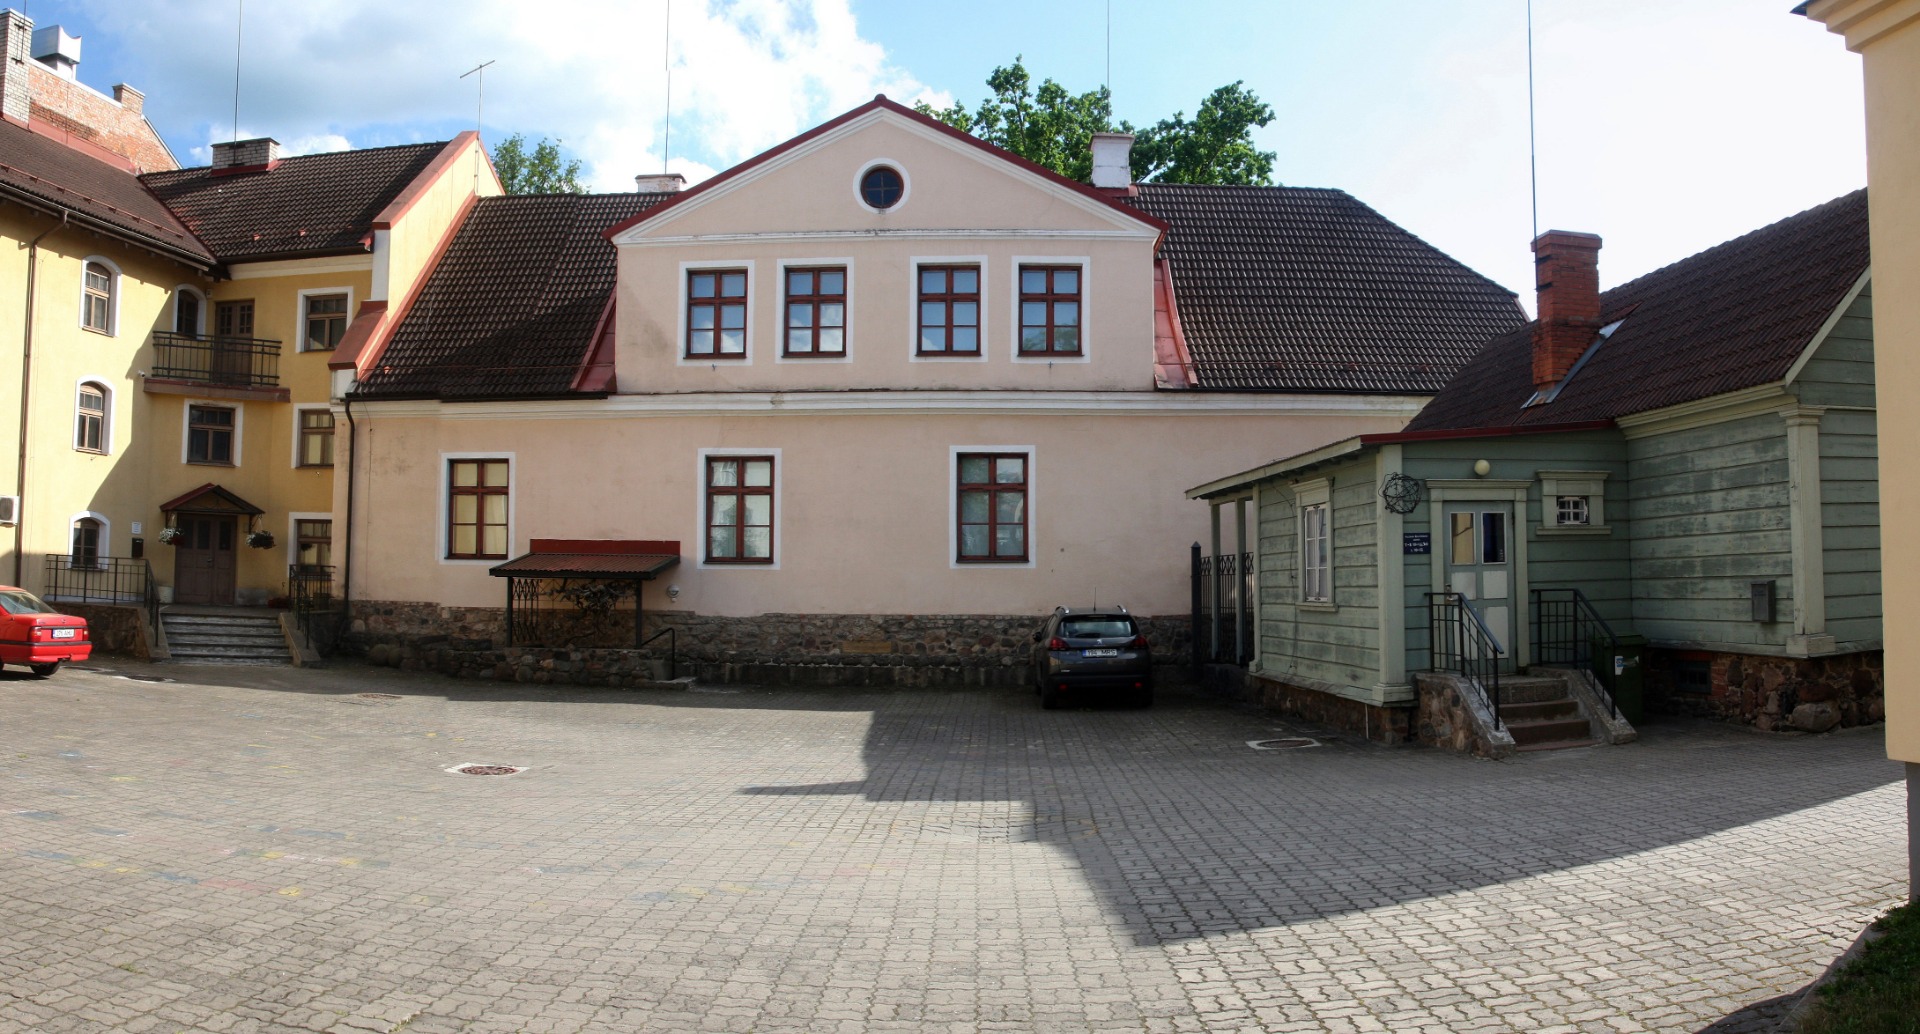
[676,260,756,366]
[171,285,208,336]
[851,157,912,215]
[772,258,853,364]
[1537,469,1611,535]
[1296,478,1333,606]
[73,376,114,455]
[948,445,1037,570]
[287,511,334,570]
[1009,256,1090,364]
[696,448,782,570]
[909,256,989,363]
[438,451,516,566]
[295,286,356,353]
[290,405,336,468]
[181,400,243,467]
[79,255,123,336]
[66,511,110,570]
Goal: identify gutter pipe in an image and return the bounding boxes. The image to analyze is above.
[14,209,68,588]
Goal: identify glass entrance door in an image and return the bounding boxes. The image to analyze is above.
[1443,503,1515,671]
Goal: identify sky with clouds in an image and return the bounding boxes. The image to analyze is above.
[16,0,1868,303]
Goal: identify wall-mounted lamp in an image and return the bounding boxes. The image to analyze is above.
[1472,459,1492,477]
[666,584,681,601]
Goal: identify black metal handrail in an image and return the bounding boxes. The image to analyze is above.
[1425,591,1505,729]
[1530,588,1619,719]
[150,331,282,388]
[41,553,160,643]
[640,625,677,678]
[289,564,343,657]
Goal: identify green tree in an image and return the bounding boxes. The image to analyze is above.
[918,59,1277,186]
[491,133,585,195]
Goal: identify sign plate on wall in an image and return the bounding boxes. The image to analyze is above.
[1403,532,1432,555]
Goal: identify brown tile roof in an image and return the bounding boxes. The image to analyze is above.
[1124,184,1526,393]
[0,118,212,266]
[140,142,446,262]
[353,192,671,400]
[1406,189,1870,432]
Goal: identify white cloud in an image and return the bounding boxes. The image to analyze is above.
[73,0,933,191]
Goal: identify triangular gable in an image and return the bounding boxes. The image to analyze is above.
[159,483,265,515]
[604,96,1168,245]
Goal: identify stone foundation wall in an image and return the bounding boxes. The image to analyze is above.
[1412,672,1512,758]
[51,602,152,661]
[347,601,1193,689]
[1644,647,1884,732]
[1204,665,1412,745]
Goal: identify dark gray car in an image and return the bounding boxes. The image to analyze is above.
[1030,606,1152,710]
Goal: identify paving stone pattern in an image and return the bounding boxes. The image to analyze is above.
[0,661,1906,1033]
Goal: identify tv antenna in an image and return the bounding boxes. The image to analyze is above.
[460,59,496,135]
[1526,0,1539,239]
[230,0,244,142]
[662,0,673,173]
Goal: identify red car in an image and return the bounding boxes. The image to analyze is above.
[0,586,90,676]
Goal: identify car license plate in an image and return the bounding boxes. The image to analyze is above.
[51,628,76,639]
[1083,648,1118,657]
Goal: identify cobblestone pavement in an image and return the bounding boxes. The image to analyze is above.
[0,660,1906,1034]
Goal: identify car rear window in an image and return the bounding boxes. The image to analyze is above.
[1059,616,1135,639]
[0,591,58,616]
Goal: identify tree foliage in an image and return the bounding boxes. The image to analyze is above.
[491,133,585,195]
[917,59,1277,186]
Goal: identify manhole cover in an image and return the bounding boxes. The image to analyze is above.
[355,693,402,700]
[1247,738,1319,751]
[115,674,176,684]
[447,763,523,776]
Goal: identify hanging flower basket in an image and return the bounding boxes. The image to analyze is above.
[157,527,184,546]
[246,530,275,549]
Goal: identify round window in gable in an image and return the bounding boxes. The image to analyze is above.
[860,165,904,210]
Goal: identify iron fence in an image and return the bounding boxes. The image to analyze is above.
[1530,587,1619,718]
[40,554,159,640]
[289,565,345,657]
[1192,549,1254,665]
[150,332,282,388]
[1425,591,1505,728]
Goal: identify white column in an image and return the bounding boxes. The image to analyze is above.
[1375,445,1408,694]
[1209,502,1223,659]
[1233,496,1248,663]
[1784,407,1832,656]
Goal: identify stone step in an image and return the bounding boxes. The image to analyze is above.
[163,616,282,629]
[1506,717,1594,747]
[168,644,290,659]
[1516,737,1598,753]
[165,628,287,643]
[1500,698,1580,722]
[170,656,293,666]
[1498,677,1571,704]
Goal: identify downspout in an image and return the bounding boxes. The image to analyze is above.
[341,396,356,614]
[14,209,69,587]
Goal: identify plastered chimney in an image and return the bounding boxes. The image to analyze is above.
[634,173,686,193]
[1530,230,1603,392]
[1090,133,1134,189]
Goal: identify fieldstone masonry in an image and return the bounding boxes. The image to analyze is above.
[1646,647,1885,732]
[348,601,1191,689]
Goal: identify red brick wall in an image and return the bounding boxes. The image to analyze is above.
[26,65,175,173]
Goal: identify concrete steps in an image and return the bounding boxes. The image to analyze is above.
[162,612,290,665]
[1497,675,1596,751]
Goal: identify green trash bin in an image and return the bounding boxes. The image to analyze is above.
[1593,633,1647,724]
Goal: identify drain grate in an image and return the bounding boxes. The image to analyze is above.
[447,763,523,776]
[356,693,402,700]
[1247,737,1320,751]
[115,674,176,684]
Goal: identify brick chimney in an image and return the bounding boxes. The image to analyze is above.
[0,8,31,123]
[1530,230,1603,392]
[211,137,282,173]
[112,83,143,116]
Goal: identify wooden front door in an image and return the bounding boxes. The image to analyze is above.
[1443,502,1516,673]
[174,515,238,605]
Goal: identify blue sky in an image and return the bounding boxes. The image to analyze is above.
[17,0,1867,302]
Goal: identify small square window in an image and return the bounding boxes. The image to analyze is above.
[303,293,348,351]
[187,405,235,465]
[1556,495,1590,526]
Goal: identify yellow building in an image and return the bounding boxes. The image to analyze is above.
[1803,0,1919,896]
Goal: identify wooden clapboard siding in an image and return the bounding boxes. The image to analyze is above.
[1253,454,1380,689]
[1792,285,1874,410]
[1627,413,1792,647]
[1819,408,1881,645]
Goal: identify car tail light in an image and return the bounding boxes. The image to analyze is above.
[1048,637,1067,650]
[1128,635,1150,649]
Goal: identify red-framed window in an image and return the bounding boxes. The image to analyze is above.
[687,269,748,359]
[448,459,509,559]
[918,265,981,355]
[1017,265,1081,356]
[956,453,1027,563]
[706,456,774,563]
[783,267,846,357]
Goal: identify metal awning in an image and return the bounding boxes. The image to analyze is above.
[487,540,681,649]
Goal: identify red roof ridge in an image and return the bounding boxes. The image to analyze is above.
[601,95,1168,243]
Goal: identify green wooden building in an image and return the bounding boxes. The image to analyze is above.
[1190,191,1879,750]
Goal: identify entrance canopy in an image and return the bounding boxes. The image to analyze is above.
[489,540,681,650]
[159,482,264,516]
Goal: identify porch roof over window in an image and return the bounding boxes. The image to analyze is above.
[488,539,681,580]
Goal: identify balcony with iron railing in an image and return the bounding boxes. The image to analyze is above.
[145,332,286,396]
